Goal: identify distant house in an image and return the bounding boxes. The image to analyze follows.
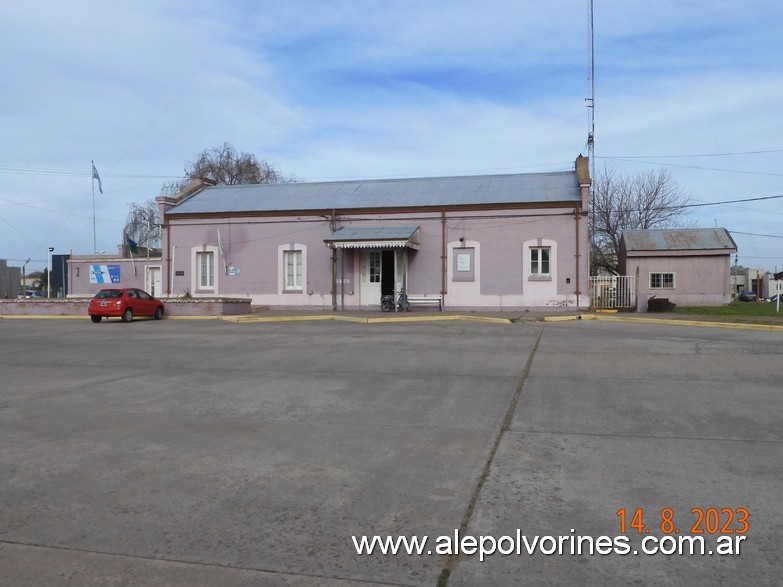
[0,259,22,299]
[619,228,737,306]
[67,254,162,298]
[101,156,591,311]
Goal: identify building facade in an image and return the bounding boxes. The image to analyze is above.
[0,259,22,299]
[619,228,737,306]
[67,255,163,298]
[69,157,591,311]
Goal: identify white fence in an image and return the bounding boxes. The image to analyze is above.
[590,276,635,309]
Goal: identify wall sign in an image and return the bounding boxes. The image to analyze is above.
[90,264,120,284]
[457,253,471,272]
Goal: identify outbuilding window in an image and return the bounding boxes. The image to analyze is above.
[650,272,675,289]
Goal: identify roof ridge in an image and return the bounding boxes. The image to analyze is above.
[202,169,575,189]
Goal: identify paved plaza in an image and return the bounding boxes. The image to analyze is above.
[1,317,780,586]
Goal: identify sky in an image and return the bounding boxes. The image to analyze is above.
[1,0,782,273]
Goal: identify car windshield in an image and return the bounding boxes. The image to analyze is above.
[95,289,123,299]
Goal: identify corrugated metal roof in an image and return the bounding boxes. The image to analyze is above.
[167,170,581,215]
[324,226,419,241]
[324,226,421,249]
[622,228,737,251]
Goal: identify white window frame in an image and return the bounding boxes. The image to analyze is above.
[649,272,675,289]
[368,251,381,284]
[530,246,551,277]
[196,251,215,291]
[284,250,303,291]
[278,243,307,294]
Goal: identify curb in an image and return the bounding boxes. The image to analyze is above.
[1,314,511,324]
[5,313,780,330]
[0,315,86,320]
[230,314,513,325]
[0,315,223,321]
[543,314,783,332]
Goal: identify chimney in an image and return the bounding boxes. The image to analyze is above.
[575,155,591,209]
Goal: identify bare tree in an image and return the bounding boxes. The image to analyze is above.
[161,142,296,194]
[124,200,160,252]
[590,166,693,274]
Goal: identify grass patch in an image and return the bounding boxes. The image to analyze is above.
[672,302,782,317]
[667,302,783,325]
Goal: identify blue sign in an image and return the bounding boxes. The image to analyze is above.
[90,264,121,284]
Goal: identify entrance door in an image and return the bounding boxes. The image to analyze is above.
[361,251,383,305]
[146,266,162,298]
[380,250,395,296]
[360,250,405,306]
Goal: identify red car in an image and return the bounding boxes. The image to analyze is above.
[88,288,164,323]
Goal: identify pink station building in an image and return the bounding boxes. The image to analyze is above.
[69,156,592,311]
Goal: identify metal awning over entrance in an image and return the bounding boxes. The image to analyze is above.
[324,226,420,250]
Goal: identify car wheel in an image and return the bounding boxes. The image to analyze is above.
[122,308,133,323]
[90,315,102,323]
[154,306,163,320]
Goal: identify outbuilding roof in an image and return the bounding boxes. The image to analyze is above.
[622,228,737,252]
[166,169,583,215]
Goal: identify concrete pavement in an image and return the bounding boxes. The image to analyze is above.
[1,318,780,586]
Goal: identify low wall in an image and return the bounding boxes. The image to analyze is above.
[0,299,252,317]
[160,299,252,316]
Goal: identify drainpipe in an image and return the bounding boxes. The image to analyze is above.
[575,205,581,307]
[441,208,447,306]
[165,223,172,295]
[575,155,591,309]
[332,247,337,311]
[331,209,337,311]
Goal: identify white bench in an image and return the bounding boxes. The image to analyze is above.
[405,295,442,311]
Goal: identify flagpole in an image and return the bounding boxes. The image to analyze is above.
[91,160,97,254]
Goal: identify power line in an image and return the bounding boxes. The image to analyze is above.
[599,193,783,215]
[599,158,783,177]
[599,149,783,159]
[683,194,783,208]
[0,165,181,180]
[730,230,783,239]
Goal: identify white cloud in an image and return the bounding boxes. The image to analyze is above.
[0,0,781,268]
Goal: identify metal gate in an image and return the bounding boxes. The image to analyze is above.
[590,276,635,309]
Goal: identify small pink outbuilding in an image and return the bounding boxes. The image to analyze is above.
[619,228,738,307]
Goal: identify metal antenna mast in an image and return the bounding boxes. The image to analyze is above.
[585,0,595,275]
[586,0,595,177]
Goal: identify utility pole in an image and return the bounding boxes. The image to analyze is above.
[47,247,54,298]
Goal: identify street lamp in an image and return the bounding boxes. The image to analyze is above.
[22,257,30,296]
[47,247,54,298]
[733,253,738,301]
